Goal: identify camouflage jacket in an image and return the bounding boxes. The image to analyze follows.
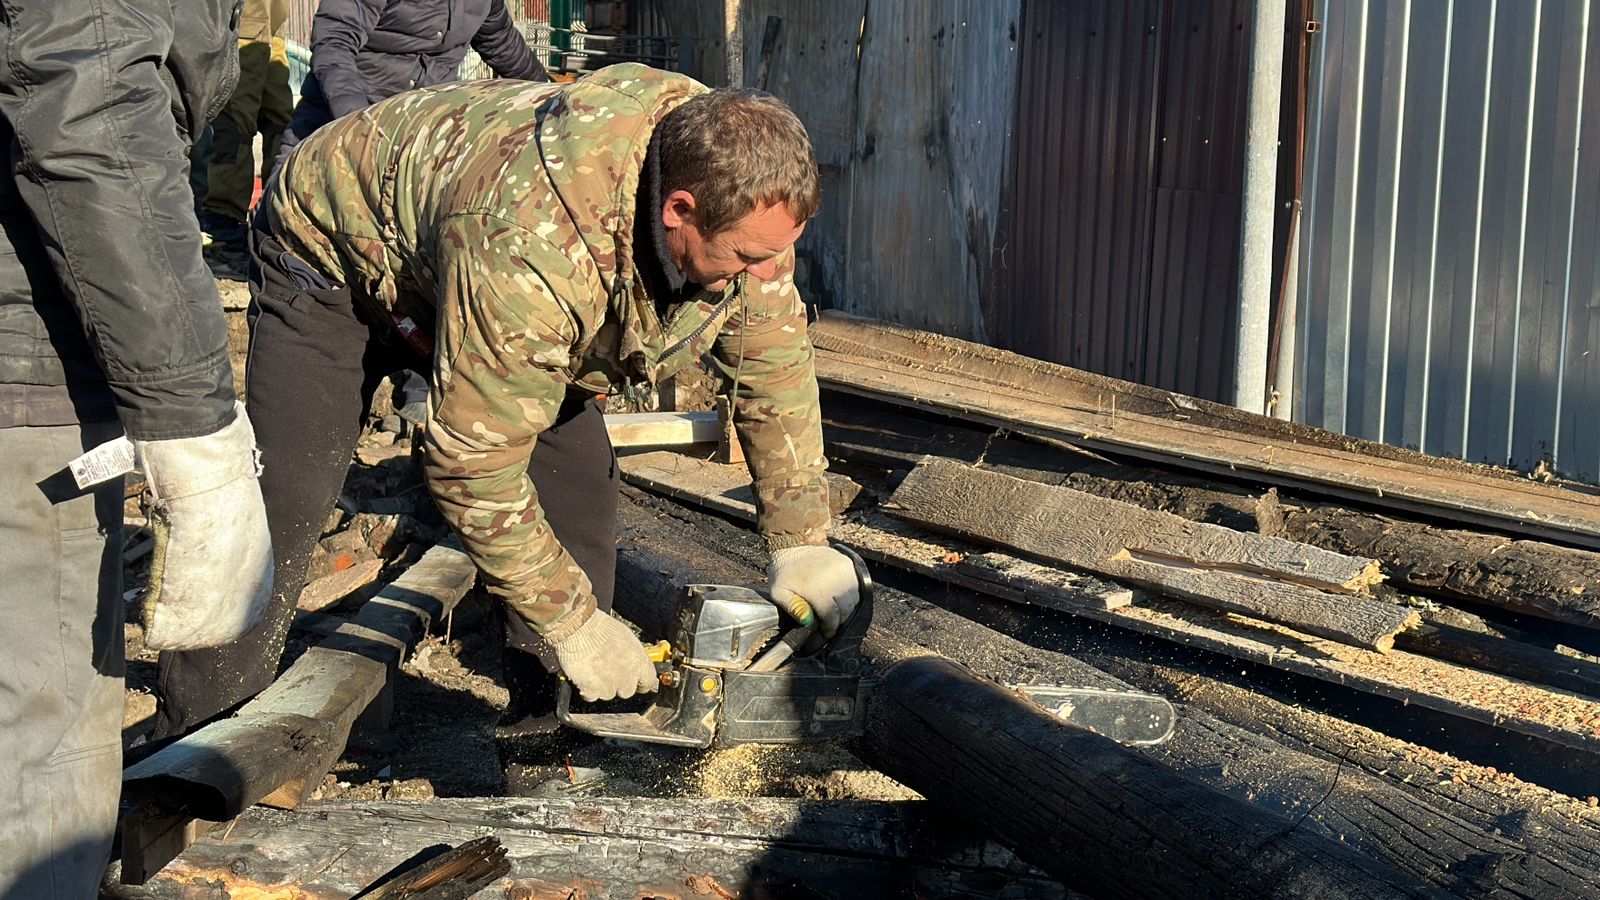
[267,64,829,635]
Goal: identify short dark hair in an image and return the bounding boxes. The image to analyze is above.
[656,88,820,235]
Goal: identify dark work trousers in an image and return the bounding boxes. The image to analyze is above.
[151,227,619,738]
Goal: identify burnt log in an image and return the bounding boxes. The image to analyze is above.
[615,486,1600,898]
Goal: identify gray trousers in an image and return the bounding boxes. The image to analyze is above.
[0,423,125,898]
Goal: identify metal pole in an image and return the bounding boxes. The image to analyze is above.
[1233,0,1288,414]
[1271,219,1299,420]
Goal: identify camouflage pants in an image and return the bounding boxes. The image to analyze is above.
[201,36,292,226]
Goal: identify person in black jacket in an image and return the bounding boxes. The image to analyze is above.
[207,0,548,271]
[0,1,274,894]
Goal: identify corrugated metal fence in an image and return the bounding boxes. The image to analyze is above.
[1296,0,1600,480]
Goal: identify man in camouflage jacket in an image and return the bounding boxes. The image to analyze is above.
[153,63,860,733]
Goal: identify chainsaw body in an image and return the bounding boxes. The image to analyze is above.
[557,546,1178,748]
[556,548,874,749]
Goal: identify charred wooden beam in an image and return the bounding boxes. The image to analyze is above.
[105,797,1069,900]
[887,457,1412,651]
[823,396,1600,632]
[119,543,477,885]
[614,491,1600,898]
[864,655,1441,899]
[617,452,1600,780]
[619,451,1132,613]
[810,313,1600,550]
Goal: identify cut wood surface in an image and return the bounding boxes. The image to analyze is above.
[106,797,1070,900]
[120,543,477,885]
[820,396,1600,630]
[889,457,1413,651]
[604,410,720,447]
[811,313,1600,549]
[612,494,1600,898]
[618,450,1132,612]
[296,557,383,612]
[619,451,1600,763]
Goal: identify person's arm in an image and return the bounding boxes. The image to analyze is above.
[424,213,653,699]
[471,0,550,82]
[708,247,831,551]
[423,214,595,633]
[0,0,273,650]
[310,0,389,118]
[0,0,237,439]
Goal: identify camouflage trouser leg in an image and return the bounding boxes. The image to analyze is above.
[202,38,290,226]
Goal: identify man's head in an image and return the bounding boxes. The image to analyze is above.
[656,89,820,291]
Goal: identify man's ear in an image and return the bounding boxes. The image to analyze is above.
[662,189,698,230]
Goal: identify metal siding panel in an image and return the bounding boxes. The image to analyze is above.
[1142,0,1250,400]
[1299,0,1600,480]
[1514,3,1583,470]
[998,0,1164,382]
[1559,3,1600,478]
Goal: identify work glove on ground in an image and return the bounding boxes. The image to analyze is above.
[768,545,860,638]
[137,401,274,650]
[548,609,659,702]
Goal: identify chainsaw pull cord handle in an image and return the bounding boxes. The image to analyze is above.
[749,544,871,673]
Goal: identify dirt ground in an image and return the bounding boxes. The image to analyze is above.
[120,282,910,808]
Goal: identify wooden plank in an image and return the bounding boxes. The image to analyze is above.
[358,836,509,899]
[106,797,1072,900]
[119,544,477,885]
[618,450,1600,763]
[604,410,720,447]
[822,395,1600,631]
[1395,623,1600,699]
[618,451,1132,612]
[611,496,1600,898]
[888,457,1414,651]
[117,809,213,887]
[122,714,338,820]
[1261,493,1600,629]
[810,314,1600,549]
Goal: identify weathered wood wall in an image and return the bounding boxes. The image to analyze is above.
[645,0,1020,341]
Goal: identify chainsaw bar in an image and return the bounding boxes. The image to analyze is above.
[1012,684,1177,746]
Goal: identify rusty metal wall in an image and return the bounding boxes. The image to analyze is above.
[1295,0,1600,480]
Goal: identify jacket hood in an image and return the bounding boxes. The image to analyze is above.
[538,64,727,385]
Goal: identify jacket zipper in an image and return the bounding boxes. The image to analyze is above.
[658,274,743,362]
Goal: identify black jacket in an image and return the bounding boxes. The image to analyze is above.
[0,0,241,437]
[295,0,546,132]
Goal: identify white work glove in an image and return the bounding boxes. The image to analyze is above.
[768,545,861,638]
[549,610,660,702]
[137,402,274,651]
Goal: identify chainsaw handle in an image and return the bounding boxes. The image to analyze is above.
[751,543,871,671]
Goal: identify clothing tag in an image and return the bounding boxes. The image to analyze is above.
[69,435,136,489]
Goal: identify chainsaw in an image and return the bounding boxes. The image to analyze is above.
[557,545,1176,749]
